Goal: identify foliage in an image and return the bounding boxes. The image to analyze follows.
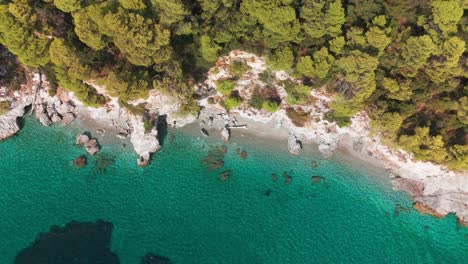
[283,80,310,106]
[286,107,310,127]
[216,80,236,95]
[399,127,448,163]
[267,46,294,71]
[0,101,11,115]
[230,59,250,79]
[223,95,242,111]
[262,100,280,113]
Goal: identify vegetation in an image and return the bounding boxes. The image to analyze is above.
[229,59,250,79]
[0,101,10,115]
[223,95,242,111]
[216,80,236,95]
[0,0,465,169]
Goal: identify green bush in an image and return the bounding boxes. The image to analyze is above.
[283,80,310,105]
[262,100,280,112]
[216,79,236,95]
[223,95,242,111]
[230,59,250,78]
[249,88,265,110]
[0,101,11,115]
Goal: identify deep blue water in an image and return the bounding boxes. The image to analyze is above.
[0,118,467,263]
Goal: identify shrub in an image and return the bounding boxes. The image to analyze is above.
[230,59,250,78]
[262,100,280,112]
[0,101,11,115]
[223,95,242,111]
[250,88,265,110]
[207,97,215,104]
[283,80,310,105]
[259,70,274,84]
[216,79,236,95]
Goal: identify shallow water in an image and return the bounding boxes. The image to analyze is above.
[0,118,467,263]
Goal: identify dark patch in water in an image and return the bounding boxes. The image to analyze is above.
[94,154,116,173]
[265,189,272,196]
[141,253,171,264]
[15,220,119,264]
[156,115,168,146]
[271,173,278,182]
[202,146,227,171]
[394,204,411,216]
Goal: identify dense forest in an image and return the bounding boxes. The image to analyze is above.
[0,0,466,170]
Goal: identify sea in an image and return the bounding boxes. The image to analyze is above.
[0,117,467,264]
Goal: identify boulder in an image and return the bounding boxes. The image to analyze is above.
[283,172,292,185]
[137,154,150,167]
[39,113,52,127]
[219,170,231,181]
[393,177,425,197]
[76,134,90,145]
[240,150,248,160]
[51,113,62,123]
[74,156,86,168]
[84,138,100,155]
[221,126,230,142]
[288,133,302,156]
[61,113,75,126]
[311,175,323,184]
[0,116,20,140]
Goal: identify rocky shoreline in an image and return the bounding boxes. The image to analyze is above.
[0,51,467,225]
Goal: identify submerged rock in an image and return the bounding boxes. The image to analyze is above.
[203,146,227,171]
[94,156,115,171]
[61,112,75,126]
[240,150,248,160]
[219,170,231,181]
[74,156,86,168]
[141,253,171,264]
[310,160,318,168]
[271,173,278,182]
[283,172,292,185]
[39,113,52,127]
[76,134,90,145]
[137,154,151,167]
[311,175,323,184]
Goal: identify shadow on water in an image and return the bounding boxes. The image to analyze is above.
[14,220,120,264]
[156,114,168,147]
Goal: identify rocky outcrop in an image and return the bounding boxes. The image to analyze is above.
[76,133,100,155]
[221,126,230,142]
[288,133,302,156]
[129,114,160,167]
[0,115,20,140]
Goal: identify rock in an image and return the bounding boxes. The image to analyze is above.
[39,113,52,127]
[240,150,248,160]
[56,102,74,116]
[393,178,425,197]
[84,138,100,155]
[220,145,228,154]
[117,132,128,139]
[413,202,444,218]
[236,148,241,155]
[51,113,62,123]
[95,156,115,171]
[271,173,278,182]
[221,126,230,142]
[311,160,318,168]
[61,113,75,126]
[74,156,86,168]
[76,134,90,145]
[288,133,302,156]
[311,175,323,184]
[137,154,150,167]
[0,116,20,140]
[96,129,105,135]
[283,172,292,185]
[201,128,209,137]
[353,139,364,152]
[219,170,231,181]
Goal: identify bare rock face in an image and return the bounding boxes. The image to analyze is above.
[221,126,230,142]
[288,133,302,156]
[393,177,425,197]
[0,116,20,140]
[84,139,100,156]
[39,113,52,127]
[51,113,62,123]
[61,113,75,126]
[76,134,90,145]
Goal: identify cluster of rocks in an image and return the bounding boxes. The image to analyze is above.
[76,133,100,156]
[287,133,302,155]
[35,98,75,127]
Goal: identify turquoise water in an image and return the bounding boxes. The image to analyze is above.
[0,118,467,263]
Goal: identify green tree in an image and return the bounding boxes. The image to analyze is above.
[54,0,81,13]
[399,35,438,77]
[399,127,448,163]
[73,10,107,50]
[431,0,463,37]
[199,35,221,63]
[120,0,146,10]
[381,77,412,101]
[424,37,465,83]
[151,0,187,26]
[310,47,334,80]
[329,36,345,55]
[267,46,294,71]
[296,56,313,77]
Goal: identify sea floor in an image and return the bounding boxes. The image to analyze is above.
[0,118,467,263]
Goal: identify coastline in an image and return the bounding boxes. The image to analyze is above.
[0,51,467,226]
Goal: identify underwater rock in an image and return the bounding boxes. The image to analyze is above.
[283,172,292,185]
[203,146,227,171]
[94,156,115,171]
[271,173,278,182]
[311,176,323,184]
[137,154,151,167]
[141,253,171,264]
[74,156,86,168]
[219,170,231,181]
[394,204,411,217]
[240,150,248,160]
[236,148,241,155]
[310,160,318,168]
[14,220,119,264]
[220,145,228,154]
